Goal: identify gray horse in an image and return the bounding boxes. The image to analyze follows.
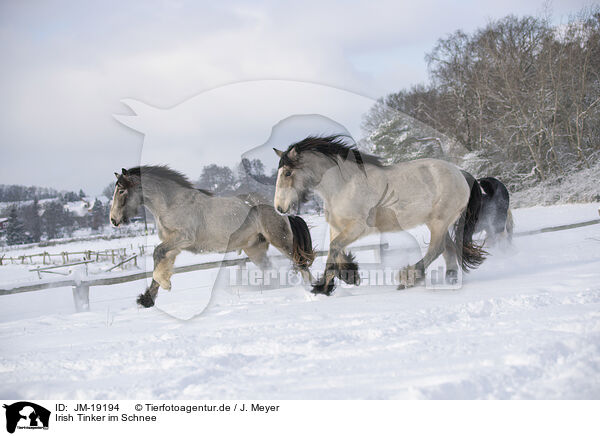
[110,166,314,307]
[273,135,486,295]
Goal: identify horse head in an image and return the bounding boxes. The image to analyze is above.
[109,168,142,226]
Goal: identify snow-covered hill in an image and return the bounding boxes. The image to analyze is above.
[0,203,599,399]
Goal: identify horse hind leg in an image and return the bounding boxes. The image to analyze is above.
[399,219,448,289]
[442,232,459,284]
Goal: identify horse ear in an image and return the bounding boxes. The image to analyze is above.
[114,172,120,180]
[288,147,297,159]
[121,168,129,176]
[273,148,283,158]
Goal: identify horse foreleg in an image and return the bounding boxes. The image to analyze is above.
[138,240,185,308]
[137,279,160,308]
[311,254,338,295]
[151,240,187,292]
[313,223,365,295]
[153,248,180,291]
[312,227,341,295]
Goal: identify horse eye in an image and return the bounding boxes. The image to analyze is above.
[118,189,125,195]
[284,170,292,177]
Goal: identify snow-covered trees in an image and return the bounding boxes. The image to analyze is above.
[196,164,236,194]
[363,10,600,192]
[21,198,42,242]
[89,198,106,231]
[196,159,277,199]
[6,206,27,245]
[0,185,59,202]
[42,201,74,240]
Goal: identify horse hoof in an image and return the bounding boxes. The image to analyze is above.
[311,279,336,296]
[137,292,155,308]
[398,268,424,289]
[397,282,415,290]
[446,270,458,285]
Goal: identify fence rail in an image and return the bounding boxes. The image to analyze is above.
[512,218,600,237]
[0,243,387,312]
[0,246,153,266]
[1,216,599,313]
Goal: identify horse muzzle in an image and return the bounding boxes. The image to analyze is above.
[110,216,129,227]
[276,202,296,215]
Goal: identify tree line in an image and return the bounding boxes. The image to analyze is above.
[195,158,277,196]
[3,198,109,245]
[3,158,276,246]
[363,9,600,191]
[0,184,60,202]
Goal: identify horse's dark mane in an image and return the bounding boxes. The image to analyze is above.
[279,135,385,169]
[126,165,213,195]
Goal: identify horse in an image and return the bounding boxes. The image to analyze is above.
[273,135,486,295]
[109,165,315,307]
[475,177,513,245]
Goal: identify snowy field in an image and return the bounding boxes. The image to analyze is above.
[1,203,599,399]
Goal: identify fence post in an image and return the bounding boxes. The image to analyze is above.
[72,283,90,312]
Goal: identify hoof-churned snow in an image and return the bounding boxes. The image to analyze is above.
[1,203,599,399]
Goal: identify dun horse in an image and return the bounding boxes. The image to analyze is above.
[273,135,486,295]
[110,166,314,307]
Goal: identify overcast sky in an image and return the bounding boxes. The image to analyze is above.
[0,0,592,195]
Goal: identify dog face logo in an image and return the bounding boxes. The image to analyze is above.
[3,402,50,433]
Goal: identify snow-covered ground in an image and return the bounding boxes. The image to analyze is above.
[0,203,599,399]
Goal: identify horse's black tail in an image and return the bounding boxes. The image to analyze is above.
[456,171,487,272]
[287,215,315,269]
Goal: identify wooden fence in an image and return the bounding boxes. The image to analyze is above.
[0,244,387,312]
[1,216,599,313]
[0,245,155,266]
